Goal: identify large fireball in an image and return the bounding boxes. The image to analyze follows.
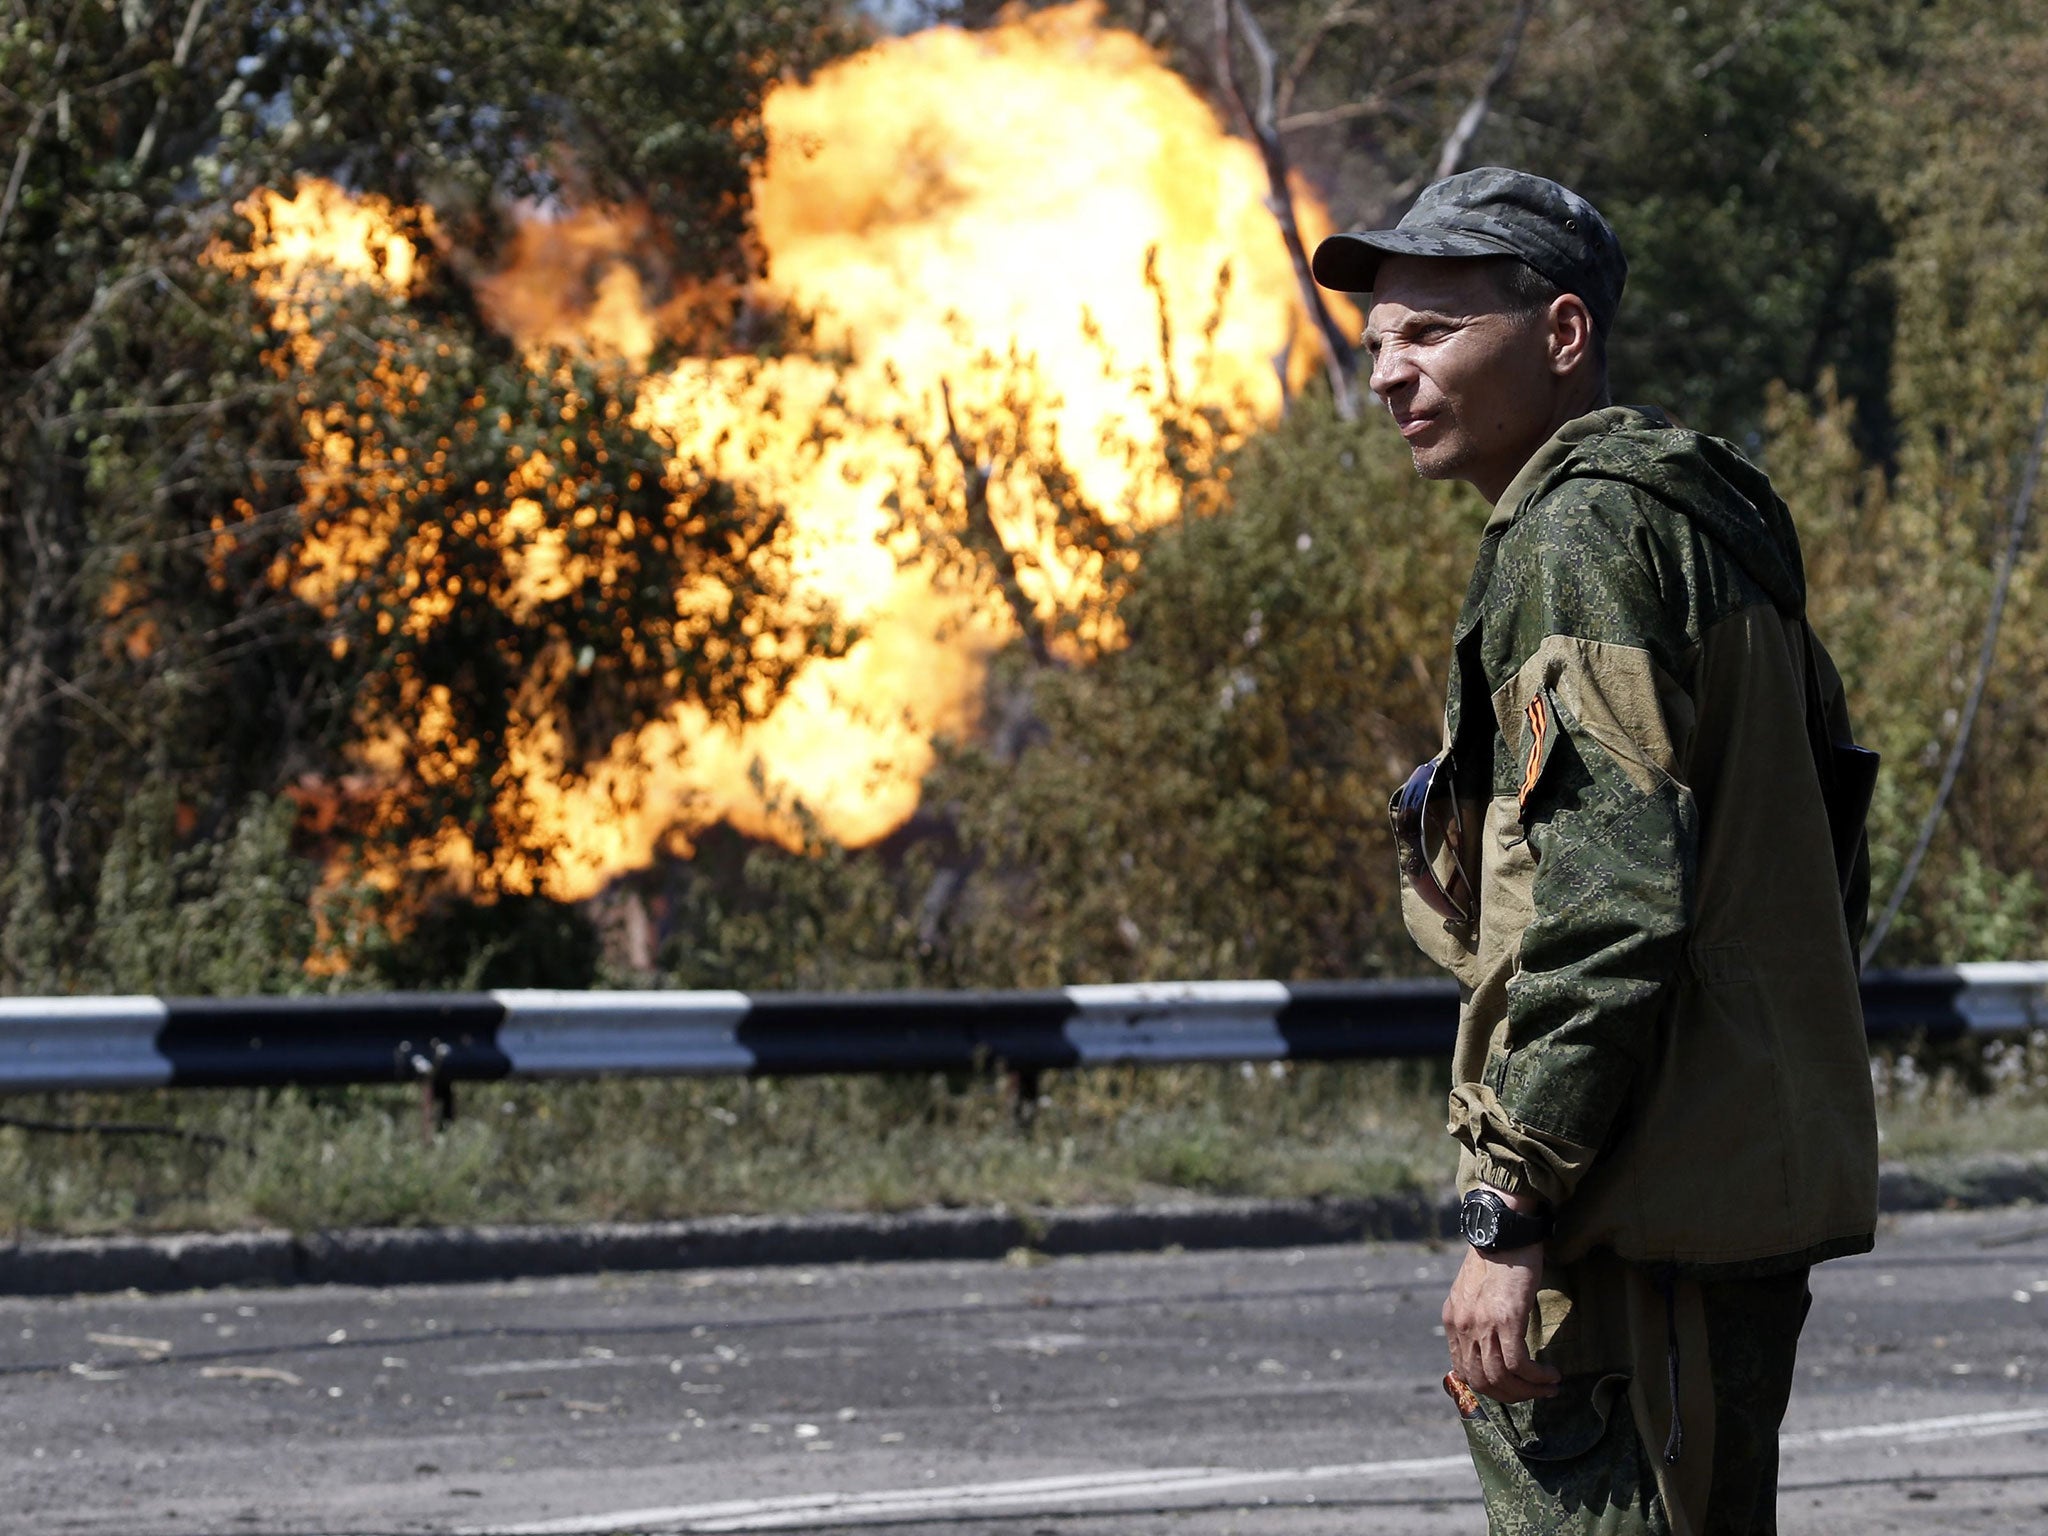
[219,2,1350,899]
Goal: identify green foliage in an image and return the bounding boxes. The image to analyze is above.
[654,821,935,992]
[923,395,1476,983]
[2,1040,2043,1236]
[1871,1031,2048,1162]
[370,895,602,991]
[90,791,318,995]
[0,788,317,996]
[238,1091,512,1230]
[1760,2,2048,964]
[0,1061,1450,1235]
[0,0,860,976]
[0,832,63,995]
[1499,0,1903,443]
[1086,0,1908,444]
[1911,851,2048,967]
[8,0,2048,1009]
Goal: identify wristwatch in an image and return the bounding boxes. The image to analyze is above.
[1458,1188,1553,1253]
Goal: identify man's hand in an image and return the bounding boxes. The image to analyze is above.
[1442,1189,1561,1404]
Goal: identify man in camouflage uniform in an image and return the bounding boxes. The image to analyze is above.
[1311,170,1879,1535]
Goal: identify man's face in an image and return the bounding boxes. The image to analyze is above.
[1362,256,1560,500]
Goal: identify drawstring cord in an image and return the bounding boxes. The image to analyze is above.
[1659,1265,1684,1466]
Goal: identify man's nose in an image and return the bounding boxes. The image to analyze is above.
[1367,341,1412,402]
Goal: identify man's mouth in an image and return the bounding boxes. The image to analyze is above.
[1394,412,1438,441]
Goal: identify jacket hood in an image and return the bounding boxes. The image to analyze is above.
[1503,406,1808,617]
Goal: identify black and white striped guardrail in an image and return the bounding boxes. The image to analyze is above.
[0,966,2041,1094]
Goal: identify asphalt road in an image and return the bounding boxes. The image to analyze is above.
[3,1208,2045,1536]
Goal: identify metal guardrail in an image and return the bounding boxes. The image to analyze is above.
[0,966,2042,1096]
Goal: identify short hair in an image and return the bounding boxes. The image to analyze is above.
[1484,256,1608,372]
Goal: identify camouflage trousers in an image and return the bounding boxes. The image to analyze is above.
[1450,1253,1811,1536]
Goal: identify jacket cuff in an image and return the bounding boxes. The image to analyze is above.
[1447,1082,1598,1209]
[1469,1149,1536,1199]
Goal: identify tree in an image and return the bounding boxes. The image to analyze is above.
[1769,0,2048,964]
[1498,0,1903,445]
[652,0,2048,991]
[0,0,859,967]
[986,2,1892,447]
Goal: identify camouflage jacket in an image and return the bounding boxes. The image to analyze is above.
[1401,405,1879,1272]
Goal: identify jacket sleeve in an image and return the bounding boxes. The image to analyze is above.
[1448,488,1699,1209]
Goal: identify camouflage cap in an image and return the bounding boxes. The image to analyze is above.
[1311,167,1628,332]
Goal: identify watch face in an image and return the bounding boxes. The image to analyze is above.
[1460,1195,1500,1248]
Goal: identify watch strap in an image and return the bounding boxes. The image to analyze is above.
[1462,1189,1553,1251]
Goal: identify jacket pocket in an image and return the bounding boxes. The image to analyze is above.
[1395,878,1483,990]
[1481,1370,1634,1463]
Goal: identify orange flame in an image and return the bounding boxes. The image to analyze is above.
[216,2,1353,899]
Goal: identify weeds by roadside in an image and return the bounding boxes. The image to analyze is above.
[1872,1031,2048,1161]
[0,1060,1451,1237]
[0,1037,2043,1239]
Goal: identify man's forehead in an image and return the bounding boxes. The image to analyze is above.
[1368,256,1503,315]
[1363,262,1504,335]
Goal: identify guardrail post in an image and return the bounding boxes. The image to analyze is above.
[1008,1065,1042,1128]
[399,1039,455,1143]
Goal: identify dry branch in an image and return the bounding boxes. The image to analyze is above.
[1213,0,1358,420]
[1280,83,1442,135]
[132,0,211,171]
[939,380,1054,669]
[1692,0,1800,81]
[1277,1,1375,121]
[1433,0,1539,182]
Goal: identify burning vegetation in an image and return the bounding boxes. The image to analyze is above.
[11,0,2036,995]
[207,3,1348,902]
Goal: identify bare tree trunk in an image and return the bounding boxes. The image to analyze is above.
[0,426,88,883]
[1213,0,1358,420]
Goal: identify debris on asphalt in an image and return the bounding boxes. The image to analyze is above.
[87,1331,170,1357]
[198,1365,303,1386]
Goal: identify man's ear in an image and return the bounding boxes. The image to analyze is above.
[1546,293,1596,379]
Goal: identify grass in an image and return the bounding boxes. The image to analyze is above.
[0,1060,1452,1237]
[1871,1031,2048,1161]
[1,1035,2042,1239]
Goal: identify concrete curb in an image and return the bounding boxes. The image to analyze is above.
[3,1155,2042,1298]
[1874,1150,2048,1212]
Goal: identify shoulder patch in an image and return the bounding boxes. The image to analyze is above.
[1519,692,1553,816]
